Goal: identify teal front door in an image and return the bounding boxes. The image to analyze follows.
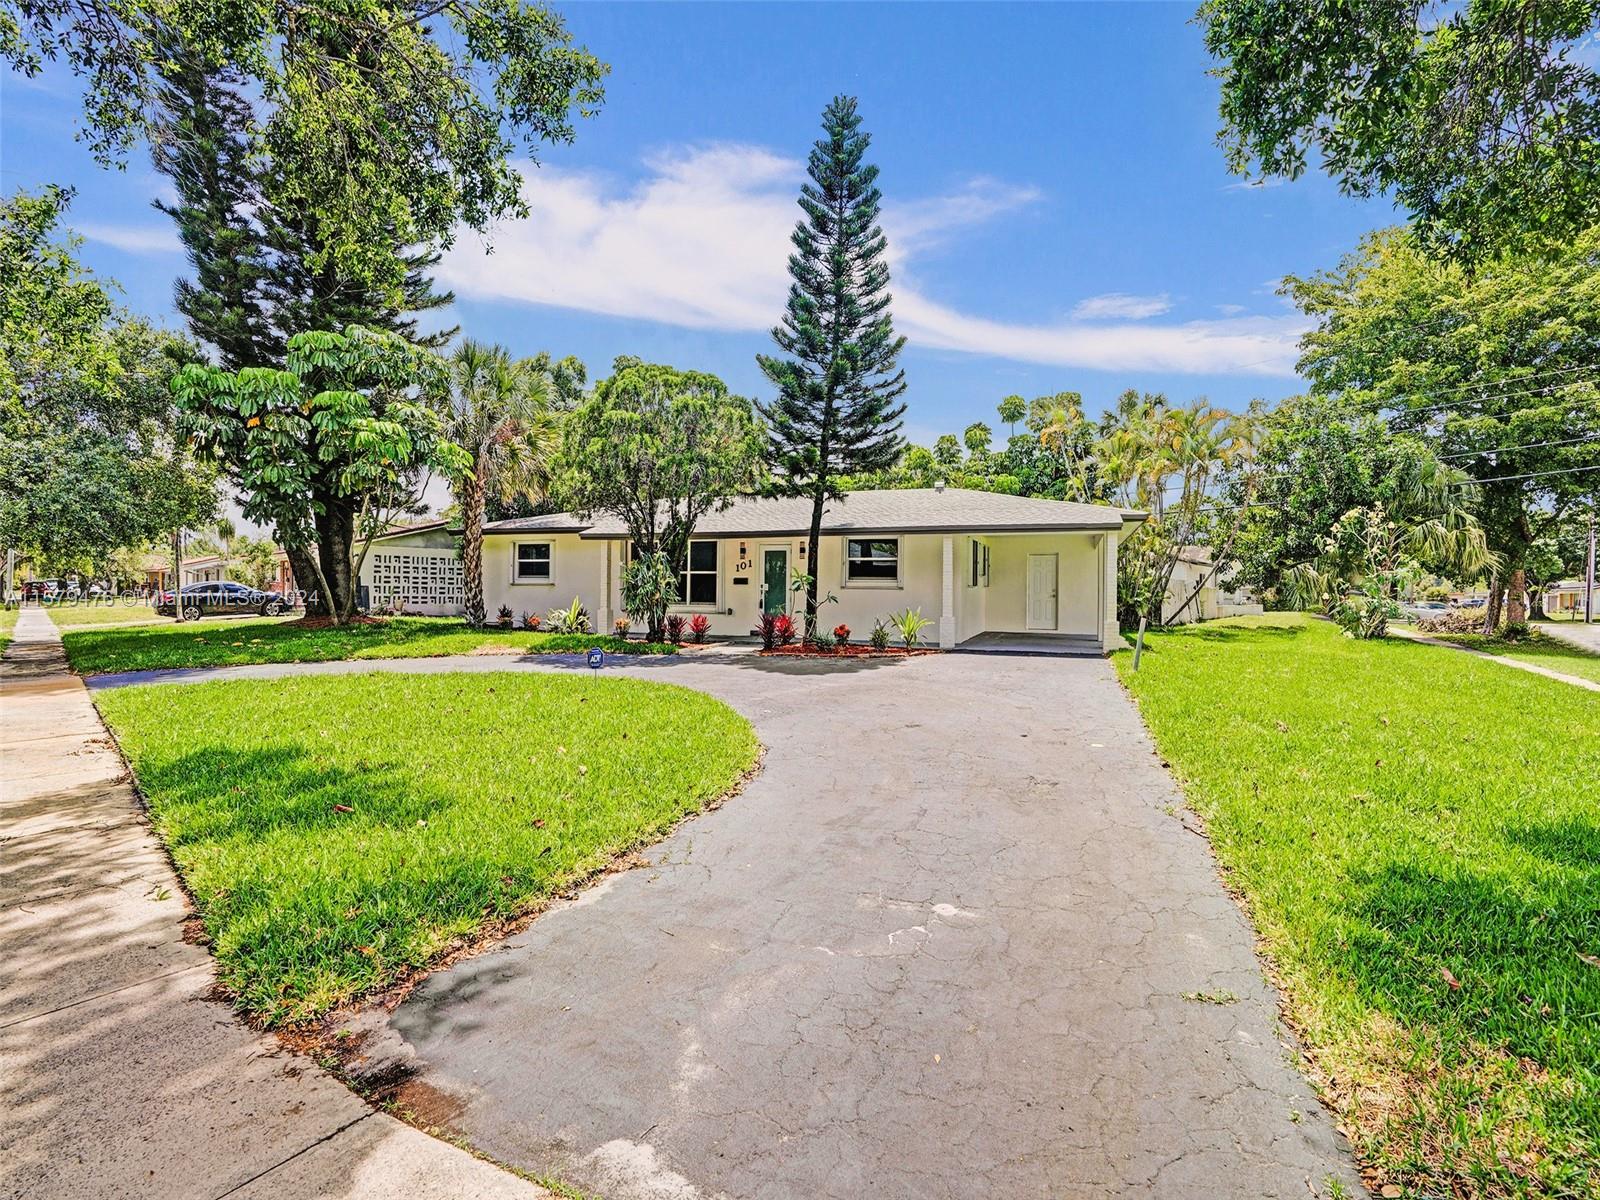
[761,548,788,616]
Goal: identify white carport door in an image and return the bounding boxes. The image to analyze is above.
[1026,553,1058,630]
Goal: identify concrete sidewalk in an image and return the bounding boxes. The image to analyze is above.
[0,606,545,1200]
[1391,624,1600,692]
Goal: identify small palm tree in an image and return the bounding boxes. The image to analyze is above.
[438,341,560,627]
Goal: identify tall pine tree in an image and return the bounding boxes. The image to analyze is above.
[150,42,458,614]
[757,95,907,636]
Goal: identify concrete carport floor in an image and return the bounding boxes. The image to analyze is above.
[335,650,1361,1200]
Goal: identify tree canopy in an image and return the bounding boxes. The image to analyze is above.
[0,186,215,571]
[1285,224,1600,621]
[1199,0,1600,261]
[555,357,765,590]
[3,0,608,296]
[172,326,468,620]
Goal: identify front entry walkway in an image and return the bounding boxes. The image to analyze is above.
[956,630,1105,656]
[322,651,1359,1198]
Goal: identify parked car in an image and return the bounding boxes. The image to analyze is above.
[1399,600,1450,622]
[22,578,60,600]
[156,581,289,620]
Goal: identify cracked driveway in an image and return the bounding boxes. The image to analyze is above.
[361,651,1359,1198]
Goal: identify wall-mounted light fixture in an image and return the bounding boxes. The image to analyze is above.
[799,542,806,557]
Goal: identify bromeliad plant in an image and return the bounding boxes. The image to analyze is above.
[665,614,687,643]
[545,597,590,635]
[890,607,933,649]
[869,618,891,650]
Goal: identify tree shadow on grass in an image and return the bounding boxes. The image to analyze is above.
[1340,833,1600,1083]
[128,743,422,848]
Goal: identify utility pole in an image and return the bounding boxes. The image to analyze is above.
[1586,510,1595,625]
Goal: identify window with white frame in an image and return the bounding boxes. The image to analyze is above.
[681,539,718,605]
[629,539,718,605]
[844,537,899,584]
[513,541,552,582]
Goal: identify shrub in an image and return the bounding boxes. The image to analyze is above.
[688,613,711,644]
[665,614,687,643]
[519,611,541,631]
[613,616,630,637]
[890,607,933,649]
[833,623,850,644]
[496,604,514,629]
[811,631,835,652]
[759,612,780,651]
[621,551,676,641]
[546,597,590,635]
[1502,619,1532,642]
[773,613,797,646]
[869,619,891,650]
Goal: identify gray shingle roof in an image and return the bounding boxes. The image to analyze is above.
[485,489,1143,538]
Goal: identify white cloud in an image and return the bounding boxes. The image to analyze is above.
[1069,292,1172,321]
[78,222,182,255]
[439,144,1303,377]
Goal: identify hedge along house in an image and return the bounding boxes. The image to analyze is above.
[361,488,1145,652]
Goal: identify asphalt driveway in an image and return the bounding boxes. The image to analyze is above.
[336,651,1358,1199]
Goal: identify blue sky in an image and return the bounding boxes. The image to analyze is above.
[2,1,1398,444]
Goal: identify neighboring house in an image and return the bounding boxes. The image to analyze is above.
[1544,578,1589,618]
[1162,547,1262,625]
[361,488,1145,651]
[179,547,296,595]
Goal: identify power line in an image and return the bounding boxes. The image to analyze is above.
[1441,434,1600,459]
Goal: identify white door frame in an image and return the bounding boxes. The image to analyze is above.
[1026,552,1058,630]
[759,544,790,616]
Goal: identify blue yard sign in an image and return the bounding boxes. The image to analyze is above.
[586,646,605,674]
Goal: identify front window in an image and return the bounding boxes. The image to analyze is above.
[845,538,899,583]
[514,542,552,582]
[681,539,718,605]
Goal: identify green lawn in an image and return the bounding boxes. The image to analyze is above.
[42,600,171,627]
[1434,628,1600,687]
[0,604,17,657]
[96,671,758,1025]
[63,615,674,675]
[1115,614,1600,1198]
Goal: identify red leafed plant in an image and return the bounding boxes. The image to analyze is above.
[833,623,851,645]
[520,611,541,631]
[665,613,688,643]
[688,613,711,644]
[759,612,780,650]
[772,613,797,646]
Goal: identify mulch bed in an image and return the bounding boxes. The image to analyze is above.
[759,643,937,657]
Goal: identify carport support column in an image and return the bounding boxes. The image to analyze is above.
[1101,531,1120,653]
[597,541,613,634]
[939,535,956,648]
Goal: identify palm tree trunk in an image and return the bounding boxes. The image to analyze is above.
[462,476,486,627]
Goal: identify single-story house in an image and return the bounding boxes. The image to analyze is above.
[1163,547,1263,625]
[359,487,1146,652]
[179,547,296,595]
[1543,578,1589,619]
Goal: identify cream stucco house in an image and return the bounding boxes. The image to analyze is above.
[360,487,1145,652]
